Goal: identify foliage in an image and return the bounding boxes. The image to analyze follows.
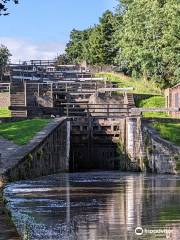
[0,0,18,16]
[0,45,11,79]
[0,108,11,117]
[0,119,51,145]
[152,122,180,145]
[115,0,180,88]
[65,28,92,64]
[55,54,70,65]
[65,10,118,65]
[66,0,180,89]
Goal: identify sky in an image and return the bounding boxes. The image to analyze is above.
[0,0,117,62]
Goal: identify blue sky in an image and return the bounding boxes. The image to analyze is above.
[0,0,117,62]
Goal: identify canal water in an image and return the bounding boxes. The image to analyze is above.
[3,172,180,240]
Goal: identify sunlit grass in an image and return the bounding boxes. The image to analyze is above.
[136,96,168,118]
[159,205,180,221]
[97,72,162,95]
[152,122,180,146]
[0,108,11,118]
[0,119,51,145]
[97,72,167,118]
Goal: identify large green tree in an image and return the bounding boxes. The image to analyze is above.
[65,29,91,64]
[116,0,180,87]
[85,26,104,65]
[65,10,118,65]
[65,0,179,88]
[98,10,117,65]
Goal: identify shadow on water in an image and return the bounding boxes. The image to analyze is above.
[68,93,132,172]
[3,172,180,240]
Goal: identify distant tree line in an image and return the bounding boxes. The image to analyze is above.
[60,0,179,88]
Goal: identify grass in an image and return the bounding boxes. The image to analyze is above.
[97,72,162,95]
[0,119,51,145]
[136,96,169,118]
[97,72,168,117]
[0,108,11,118]
[152,122,180,146]
[159,205,180,221]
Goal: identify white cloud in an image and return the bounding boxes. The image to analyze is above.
[0,37,66,63]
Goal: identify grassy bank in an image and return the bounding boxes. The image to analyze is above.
[97,72,168,118]
[97,72,162,95]
[0,119,51,145]
[136,96,168,118]
[0,108,11,118]
[152,122,180,146]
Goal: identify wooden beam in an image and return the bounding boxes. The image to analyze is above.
[131,107,179,113]
[98,87,134,92]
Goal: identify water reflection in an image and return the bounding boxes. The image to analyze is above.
[4,172,180,240]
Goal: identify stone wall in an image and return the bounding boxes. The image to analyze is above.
[0,118,70,183]
[87,65,113,73]
[124,117,144,171]
[0,92,10,107]
[142,125,180,174]
[120,117,180,174]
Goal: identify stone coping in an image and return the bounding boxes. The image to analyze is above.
[142,118,180,123]
[143,124,180,153]
[0,117,67,176]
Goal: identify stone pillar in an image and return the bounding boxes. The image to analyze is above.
[126,118,137,161]
[124,92,129,105]
[126,117,144,170]
[66,121,71,171]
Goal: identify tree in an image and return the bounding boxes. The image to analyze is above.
[0,45,11,80]
[0,0,18,16]
[65,0,179,88]
[55,54,70,65]
[116,0,180,88]
[98,10,117,65]
[86,10,118,65]
[65,11,118,66]
[85,26,104,65]
[65,29,91,64]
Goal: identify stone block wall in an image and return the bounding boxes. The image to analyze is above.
[124,117,144,171]
[1,118,70,182]
[120,117,179,174]
[0,93,10,107]
[142,125,180,174]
